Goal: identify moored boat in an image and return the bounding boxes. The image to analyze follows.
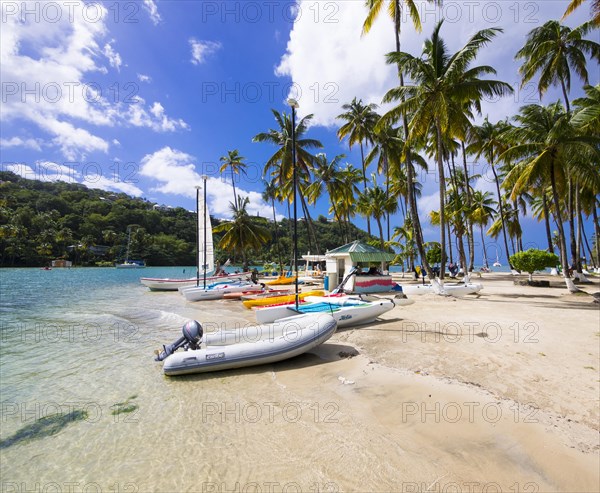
[155,314,337,375]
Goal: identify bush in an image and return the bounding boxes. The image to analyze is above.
[510,249,559,282]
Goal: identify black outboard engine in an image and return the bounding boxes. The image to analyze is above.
[155,320,203,361]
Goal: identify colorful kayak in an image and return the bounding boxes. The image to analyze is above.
[254,297,395,327]
[265,275,301,286]
[242,290,324,309]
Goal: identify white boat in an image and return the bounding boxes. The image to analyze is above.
[182,281,263,302]
[116,261,144,269]
[140,180,214,286]
[157,313,337,375]
[400,282,483,296]
[254,296,395,327]
[141,272,251,291]
[116,226,145,268]
[492,252,502,268]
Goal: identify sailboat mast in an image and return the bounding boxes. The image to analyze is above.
[203,176,208,289]
[289,98,299,310]
[195,186,201,287]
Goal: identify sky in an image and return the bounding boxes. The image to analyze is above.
[1,0,597,264]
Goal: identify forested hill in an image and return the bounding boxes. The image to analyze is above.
[0,171,376,267]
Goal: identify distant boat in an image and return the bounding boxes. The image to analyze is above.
[492,252,501,267]
[116,227,145,269]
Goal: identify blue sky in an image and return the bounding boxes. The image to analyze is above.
[1,1,597,264]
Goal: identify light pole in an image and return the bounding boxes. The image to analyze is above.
[288,98,299,311]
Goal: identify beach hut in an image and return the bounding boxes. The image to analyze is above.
[325,240,395,293]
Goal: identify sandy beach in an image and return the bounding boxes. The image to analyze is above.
[225,272,600,492]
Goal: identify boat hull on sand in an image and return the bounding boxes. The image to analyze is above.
[400,282,483,296]
[254,298,395,327]
[162,313,337,375]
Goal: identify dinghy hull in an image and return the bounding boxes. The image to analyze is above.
[162,314,337,375]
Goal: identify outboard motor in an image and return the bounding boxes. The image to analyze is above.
[155,320,203,362]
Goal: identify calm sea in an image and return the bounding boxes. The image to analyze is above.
[1,267,293,491]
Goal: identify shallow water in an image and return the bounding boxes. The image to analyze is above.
[0,267,369,492]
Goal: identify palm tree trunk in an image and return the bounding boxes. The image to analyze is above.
[392,1,434,282]
[568,181,577,271]
[461,141,475,272]
[298,190,320,254]
[447,222,454,263]
[549,161,578,292]
[481,224,489,269]
[231,167,237,206]
[376,217,384,250]
[457,233,468,279]
[435,122,447,281]
[594,204,600,268]
[581,218,595,269]
[490,161,513,269]
[271,200,284,273]
[360,141,371,235]
[542,193,553,252]
[575,185,587,279]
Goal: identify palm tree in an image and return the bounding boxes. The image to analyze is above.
[262,178,284,273]
[470,190,497,269]
[357,178,398,251]
[336,98,379,234]
[336,165,364,241]
[365,123,410,240]
[363,0,442,278]
[572,84,600,133]
[253,109,323,253]
[516,20,600,114]
[380,20,513,283]
[219,150,247,206]
[213,196,271,272]
[501,102,600,292]
[468,118,514,268]
[573,85,600,266]
[517,21,599,276]
[562,0,600,27]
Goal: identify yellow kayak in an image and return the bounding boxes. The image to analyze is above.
[243,290,324,309]
[265,275,297,286]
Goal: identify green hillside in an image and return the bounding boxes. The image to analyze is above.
[0,171,376,267]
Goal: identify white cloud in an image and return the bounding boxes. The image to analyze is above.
[139,147,274,218]
[0,1,187,159]
[276,1,593,128]
[103,42,122,71]
[0,136,43,151]
[137,73,152,83]
[88,176,144,197]
[126,98,188,132]
[189,38,222,65]
[143,0,162,25]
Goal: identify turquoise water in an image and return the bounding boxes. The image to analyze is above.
[0,267,264,489]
